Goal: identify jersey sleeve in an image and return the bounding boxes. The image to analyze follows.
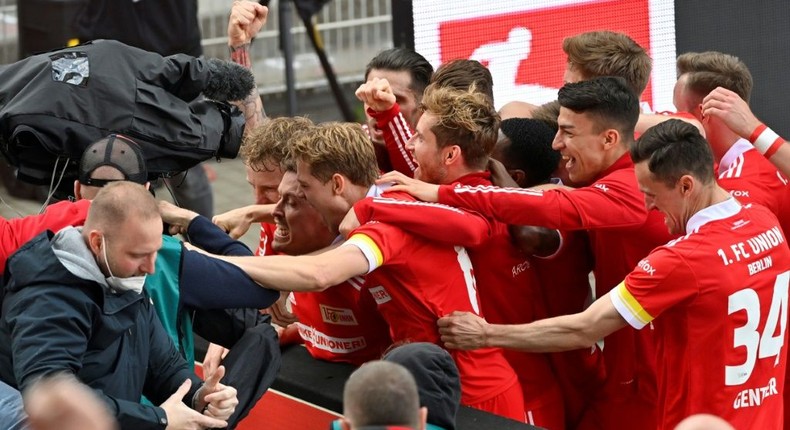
[437,172,648,231]
[0,199,90,272]
[343,222,406,274]
[353,195,493,247]
[610,248,696,329]
[368,104,417,176]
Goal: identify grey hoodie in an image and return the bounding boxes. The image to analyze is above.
[50,226,108,288]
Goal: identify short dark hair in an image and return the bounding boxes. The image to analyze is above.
[631,119,715,186]
[431,59,494,103]
[499,118,560,187]
[365,48,433,99]
[557,76,639,142]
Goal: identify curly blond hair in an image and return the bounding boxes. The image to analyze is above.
[419,83,499,169]
[290,122,378,187]
[240,116,313,170]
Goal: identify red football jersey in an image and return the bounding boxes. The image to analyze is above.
[345,215,520,410]
[290,276,392,366]
[612,199,790,429]
[532,229,604,426]
[354,173,563,416]
[718,139,790,235]
[368,104,416,177]
[255,222,276,257]
[437,153,675,422]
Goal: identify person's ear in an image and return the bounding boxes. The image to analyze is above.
[602,128,620,149]
[509,169,526,187]
[679,175,694,196]
[74,180,82,200]
[418,406,428,430]
[331,173,346,196]
[87,230,103,255]
[338,418,352,430]
[445,145,461,165]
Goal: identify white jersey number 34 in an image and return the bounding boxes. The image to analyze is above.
[726,271,790,386]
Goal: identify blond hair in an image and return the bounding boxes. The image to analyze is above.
[420,83,499,169]
[240,116,313,170]
[676,51,753,102]
[290,122,378,187]
[563,31,652,96]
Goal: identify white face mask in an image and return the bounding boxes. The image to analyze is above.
[100,235,146,294]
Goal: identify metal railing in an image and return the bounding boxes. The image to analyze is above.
[0,0,393,94]
[201,0,393,94]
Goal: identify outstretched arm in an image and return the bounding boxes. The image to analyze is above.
[222,244,370,292]
[228,0,268,133]
[349,194,493,247]
[702,86,790,178]
[437,290,626,353]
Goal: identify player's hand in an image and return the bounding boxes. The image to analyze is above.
[487,158,519,188]
[267,292,298,327]
[228,1,268,47]
[438,311,488,350]
[339,207,362,238]
[355,78,397,112]
[377,171,440,203]
[212,206,255,239]
[159,201,199,236]
[702,86,761,138]
[202,343,229,380]
[161,379,228,429]
[195,366,239,422]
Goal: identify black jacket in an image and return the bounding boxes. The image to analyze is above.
[0,232,203,430]
[76,0,202,57]
[0,39,243,186]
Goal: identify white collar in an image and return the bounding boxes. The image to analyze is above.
[366,183,390,198]
[718,138,754,174]
[686,197,742,233]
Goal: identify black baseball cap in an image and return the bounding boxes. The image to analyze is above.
[78,134,148,186]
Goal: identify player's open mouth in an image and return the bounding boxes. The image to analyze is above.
[274,223,291,241]
[563,155,576,170]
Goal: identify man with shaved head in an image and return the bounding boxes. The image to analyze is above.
[340,361,427,430]
[0,182,238,430]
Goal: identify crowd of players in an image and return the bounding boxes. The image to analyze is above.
[2,1,790,429]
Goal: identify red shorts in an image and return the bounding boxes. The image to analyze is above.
[525,395,565,430]
[465,379,525,422]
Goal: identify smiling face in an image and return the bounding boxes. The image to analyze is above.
[295,159,350,233]
[406,112,450,184]
[552,108,611,186]
[635,161,688,235]
[364,68,420,144]
[272,171,335,255]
